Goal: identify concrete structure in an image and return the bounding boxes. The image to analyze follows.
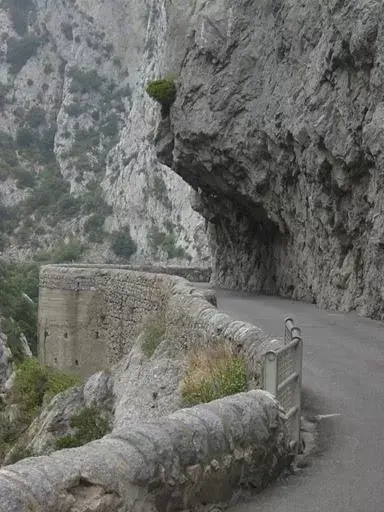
[38,264,280,380]
[0,390,291,512]
[38,265,212,377]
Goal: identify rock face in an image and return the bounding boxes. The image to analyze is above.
[0,0,208,265]
[0,330,12,390]
[0,391,291,512]
[156,0,384,319]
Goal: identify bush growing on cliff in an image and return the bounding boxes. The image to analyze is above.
[68,66,103,94]
[7,34,40,74]
[0,358,79,464]
[51,240,86,263]
[110,226,137,260]
[181,342,247,406]
[55,407,109,450]
[3,0,36,36]
[13,358,80,415]
[146,79,176,116]
[25,106,46,128]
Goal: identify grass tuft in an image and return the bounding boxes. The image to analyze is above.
[141,310,167,357]
[181,342,247,406]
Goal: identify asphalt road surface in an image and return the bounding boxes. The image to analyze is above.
[210,288,384,512]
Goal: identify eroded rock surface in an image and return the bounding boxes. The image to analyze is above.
[157,0,384,319]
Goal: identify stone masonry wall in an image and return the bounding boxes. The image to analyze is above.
[0,390,291,512]
[38,265,282,381]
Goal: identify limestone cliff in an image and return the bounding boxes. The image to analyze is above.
[0,0,208,265]
[156,0,384,319]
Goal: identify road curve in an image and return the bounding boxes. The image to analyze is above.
[211,288,384,512]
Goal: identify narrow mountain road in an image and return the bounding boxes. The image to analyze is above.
[210,288,384,512]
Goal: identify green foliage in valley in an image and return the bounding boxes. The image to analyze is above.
[0,259,39,357]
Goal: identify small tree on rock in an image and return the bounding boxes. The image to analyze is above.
[146,79,176,117]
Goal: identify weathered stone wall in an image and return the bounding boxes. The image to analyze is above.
[39,266,176,376]
[38,265,281,381]
[0,390,291,512]
[54,264,212,283]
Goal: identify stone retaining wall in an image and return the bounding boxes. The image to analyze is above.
[38,265,283,382]
[0,390,291,512]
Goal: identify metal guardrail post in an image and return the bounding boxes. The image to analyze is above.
[263,350,278,396]
[264,317,303,454]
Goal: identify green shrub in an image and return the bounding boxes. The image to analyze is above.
[13,358,79,415]
[16,127,36,148]
[44,62,53,75]
[100,112,119,138]
[84,212,106,242]
[0,411,32,464]
[55,407,109,450]
[81,181,112,215]
[64,101,85,117]
[141,310,167,357]
[146,79,176,115]
[147,225,185,259]
[61,22,73,41]
[11,166,35,188]
[21,166,71,220]
[9,7,28,35]
[0,83,10,109]
[181,343,247,406]
[67,127,99,156]
[25,106,45,128]
[7,34,40,74]
[3,0,35,36]
[68,66,103,94]
[0,260,39,356]
[51,240,86,263]
[110,226,137,260]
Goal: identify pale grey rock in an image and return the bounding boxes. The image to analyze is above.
[0,0,208,265]
[0,391,291,512]
[155,0,384,319]
[18,334,32,359]
[0,331,12,390]
[83,371,114,410]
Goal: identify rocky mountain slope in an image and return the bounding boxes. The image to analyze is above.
[156,0,384,319]
[0,0,209,265]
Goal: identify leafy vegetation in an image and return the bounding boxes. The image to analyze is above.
[55,406,110,449]
[25,106,46,128]
[35,240,86,264]
[51,240,86,263]
[110,226,137,260]
[0,259,39,357]
[149,174,172,209]
[13,358,79,414]
[21,166,76,222]
[141,310,167,357]
[0,358,79,463]
[181,343,247,406]
[146,79,176,115]
[2,0,36,36]
[64,101,86,117]
[68,66,104,94]
[7,34,40,74]
[100,112,119,138]
[147,224,186,260]
[84,212,106,243]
